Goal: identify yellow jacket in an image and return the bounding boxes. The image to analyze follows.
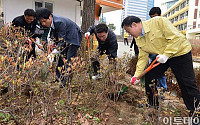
[134,16,192,77]
[124,32,129,38]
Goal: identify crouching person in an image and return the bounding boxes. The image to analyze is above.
[85,24,118,79]
[36,8,82,88]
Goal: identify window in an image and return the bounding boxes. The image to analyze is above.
[180,1,186,9]
[195,0,199,6]
[184,23,187,30]
[171,9,175,15]
[186,0,189,5]
[180,13,185,20]
[175,6,179,11]
[167,12,170,17]
[194,9,198,19]
[35,1,53,12]
[185,11,188,17]
[171,18,174,23]
[35,1,42,10]
[174,16,178,22]
[193,21,196,29]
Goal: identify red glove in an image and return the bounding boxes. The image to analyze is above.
[131,76,140,85]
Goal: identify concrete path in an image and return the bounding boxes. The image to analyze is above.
[117,42,134,58]
[117,42,200,68]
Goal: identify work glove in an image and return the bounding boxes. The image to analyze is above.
[85,32,90,37]
[156,54,169,63]
[47,49,59,63]
[131,76,140,85]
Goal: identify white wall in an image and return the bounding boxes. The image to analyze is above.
[187,0,195,30]
[53,0,81,26]
[186,0,200,39]
[3,0,33,23]
[2,0,82,26]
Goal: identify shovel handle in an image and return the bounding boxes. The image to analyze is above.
[137,57,160,79]
[86,35,90,56]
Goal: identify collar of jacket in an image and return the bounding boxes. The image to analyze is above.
[51,14,55,29]
[136,21,150,40]
[141,21,150,34]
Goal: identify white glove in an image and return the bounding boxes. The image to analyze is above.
[156,54,169,63]
[47,49,59,63]
[85,32,90,37]
[130,76,140,85]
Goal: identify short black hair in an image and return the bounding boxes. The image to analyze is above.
[95,23,108,33]
[149,7,161,16]
[35,7,52,20]
[121,16,141,28]
[24,9,35,17]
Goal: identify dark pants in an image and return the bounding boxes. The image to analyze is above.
[27,43,36,59]
[56,44,79,80]
[145,51,200,112]
[124,38,129,45]
[91,52,116,76]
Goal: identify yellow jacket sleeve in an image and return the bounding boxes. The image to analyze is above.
[134,47,149,77]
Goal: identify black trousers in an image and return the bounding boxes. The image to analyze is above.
[27,43,36,59]
[145,51,200,112]
[56,44,79,80]
[124,38,129,45]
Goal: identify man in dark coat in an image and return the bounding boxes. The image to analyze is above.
[35,8,82,87]
[12,9,38,58]
[85,24,118,79]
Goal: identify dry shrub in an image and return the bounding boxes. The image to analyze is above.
[126,56,138,76]
[189,39,200,57]
[0,24,132,124]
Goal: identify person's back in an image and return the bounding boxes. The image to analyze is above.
[51,15,82,46]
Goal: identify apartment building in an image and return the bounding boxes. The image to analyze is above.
[162,0,200,39]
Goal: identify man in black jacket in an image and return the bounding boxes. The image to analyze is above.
[85,24,118,79]
[12,9,38,58]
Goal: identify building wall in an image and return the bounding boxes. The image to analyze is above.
[122,0,154,21]
[187,0,200,39]
[162,0,189,35]
[2,0,82,26]
[121,0,154,34]
[162,0,200,39]
[161,0,179,13]
[146,0,154,20]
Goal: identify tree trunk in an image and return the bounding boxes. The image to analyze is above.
[79,0,95,58]
[81,0,95,33]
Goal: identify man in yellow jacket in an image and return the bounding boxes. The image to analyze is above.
[121,16,200,114]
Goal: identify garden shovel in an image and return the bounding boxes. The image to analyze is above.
[86,35,92,80]
[109,57,160,100]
